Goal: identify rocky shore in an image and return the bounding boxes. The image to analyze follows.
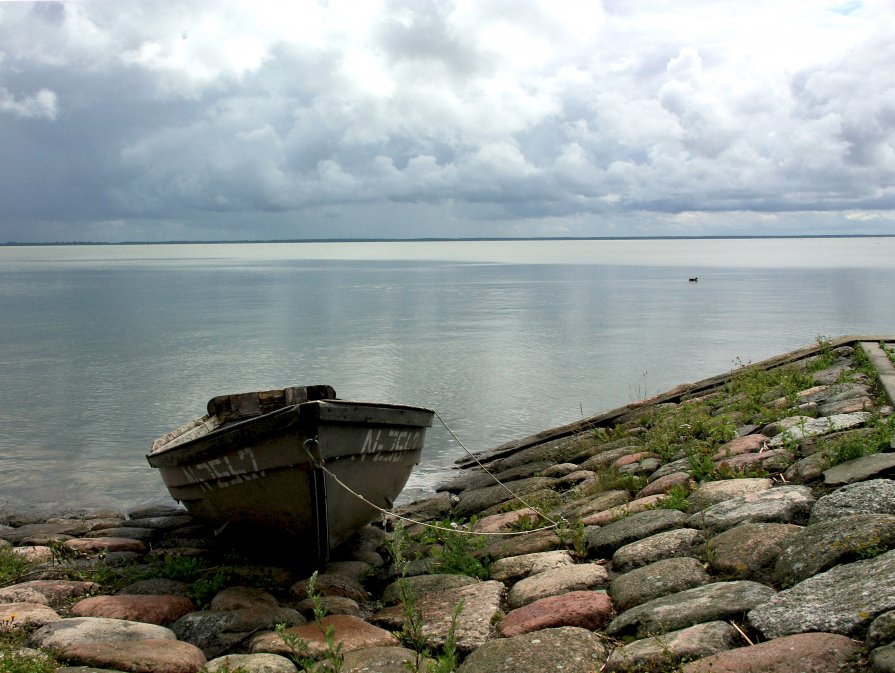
[2,336,895,673]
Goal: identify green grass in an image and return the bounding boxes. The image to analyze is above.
[0,547,35,587]
[403,518,491,580]
[819,415,895,468]
[0,634,59,673]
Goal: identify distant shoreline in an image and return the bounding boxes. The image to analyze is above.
[3,234,894,247]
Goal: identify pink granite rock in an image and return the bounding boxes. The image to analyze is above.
[0,580,100,607]
[209,586,279,611]
[612,451,657,468]
[636,472,693,498]
[65,537,148,554]
[711,434,770,461]
[252,614,398,659]
[682,632,862,673]
[498,590,613,637]
[372,581,505,652]
[582,495,665,526]
[473,508,544,533]
[507,564,610,609]
[55,638,206,673]
[71,595,195,625]
[9,546,54,563]
[0,602,61,631]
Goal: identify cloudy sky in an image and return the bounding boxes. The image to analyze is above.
[1,0,893,242]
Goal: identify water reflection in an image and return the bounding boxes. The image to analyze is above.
[1,241,894,513]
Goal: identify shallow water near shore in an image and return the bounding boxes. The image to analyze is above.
[2,237,894,514]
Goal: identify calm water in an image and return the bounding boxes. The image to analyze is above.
[1,238,894,514]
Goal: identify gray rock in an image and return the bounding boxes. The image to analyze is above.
[28,617,176,651]
[455,626,610,673]
[609,557,711,611]
[604,621,740,672]
[126,504,188,519]
[709,522,803,581]
[486,528,561,559]
[489,549,575,584]
[784,451,830,483]
[612,527,705,572]
[868,610,895,650]
[390,491,455,522]
[506,563,610,610]
[436,469,485,493]
[453,477,556,518]
[172,607,306,658]
[824,453,895,485]
[681,631,865,673]
[492,435,601,471]
[204,653,298,673]
[447,461,555,495]
[749,548,895,638]
[872,643,895,673]
[554,470,597,489]
[0,521,89,544]
[606,581,776,639]
[542,463,582,478]
[341,646,429,673]
[116,578,191,596]
[819,395,875,416]
[688,485,814,533]
[646,457,692,483]
[124,515,194,530]
[558,490,630,520]
[294,596,361,619]
[380,574,479,605]
[687,478,773,513]
[768,411,872,446]
[291,572,369,604]
[810,479,895,524]
[586,509,689,558]
[89,526,156,541]
[773,514,895,587]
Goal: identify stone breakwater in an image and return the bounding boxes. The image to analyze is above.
[2,337,895,673]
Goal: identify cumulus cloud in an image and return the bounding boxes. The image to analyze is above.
[0,0,893,241]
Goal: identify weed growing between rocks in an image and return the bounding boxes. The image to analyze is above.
[385,524,466,673]
[0,547,35,587]
[819,415,895,469]
[650,483,691,512]
[0,613,59,673]
[881,341,895,366]
[276,571,344,673]
[409,519,491,580]
[556,517,588,559]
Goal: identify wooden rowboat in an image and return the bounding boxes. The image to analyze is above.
[147,385,434,563]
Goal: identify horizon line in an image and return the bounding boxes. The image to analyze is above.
[3,233,894,246]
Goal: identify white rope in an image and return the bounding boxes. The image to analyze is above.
[302,412,562,537]
[433,410,561,527]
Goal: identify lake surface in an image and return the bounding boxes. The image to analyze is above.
[1,237,894,514]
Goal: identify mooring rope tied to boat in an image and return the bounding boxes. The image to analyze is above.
[302,413,562,538]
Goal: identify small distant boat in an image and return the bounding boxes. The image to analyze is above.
[689,277,698,282]
[147,385,434,563]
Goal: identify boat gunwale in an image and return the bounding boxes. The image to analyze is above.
[147,398,435,469]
